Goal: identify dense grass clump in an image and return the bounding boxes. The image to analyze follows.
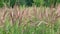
[0,6,60,34]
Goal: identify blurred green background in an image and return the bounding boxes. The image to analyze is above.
[0,0,60,7]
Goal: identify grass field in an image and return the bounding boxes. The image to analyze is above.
[0,5,60,34]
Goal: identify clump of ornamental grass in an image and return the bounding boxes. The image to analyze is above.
[0,5,60,34]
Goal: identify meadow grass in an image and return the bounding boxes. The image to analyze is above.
[0,6,60,34]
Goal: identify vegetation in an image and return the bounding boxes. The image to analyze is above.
[0,0,60,7]
[0,0,60,34]
[0,6,60,34]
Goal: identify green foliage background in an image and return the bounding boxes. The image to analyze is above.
[0,0,60,7]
